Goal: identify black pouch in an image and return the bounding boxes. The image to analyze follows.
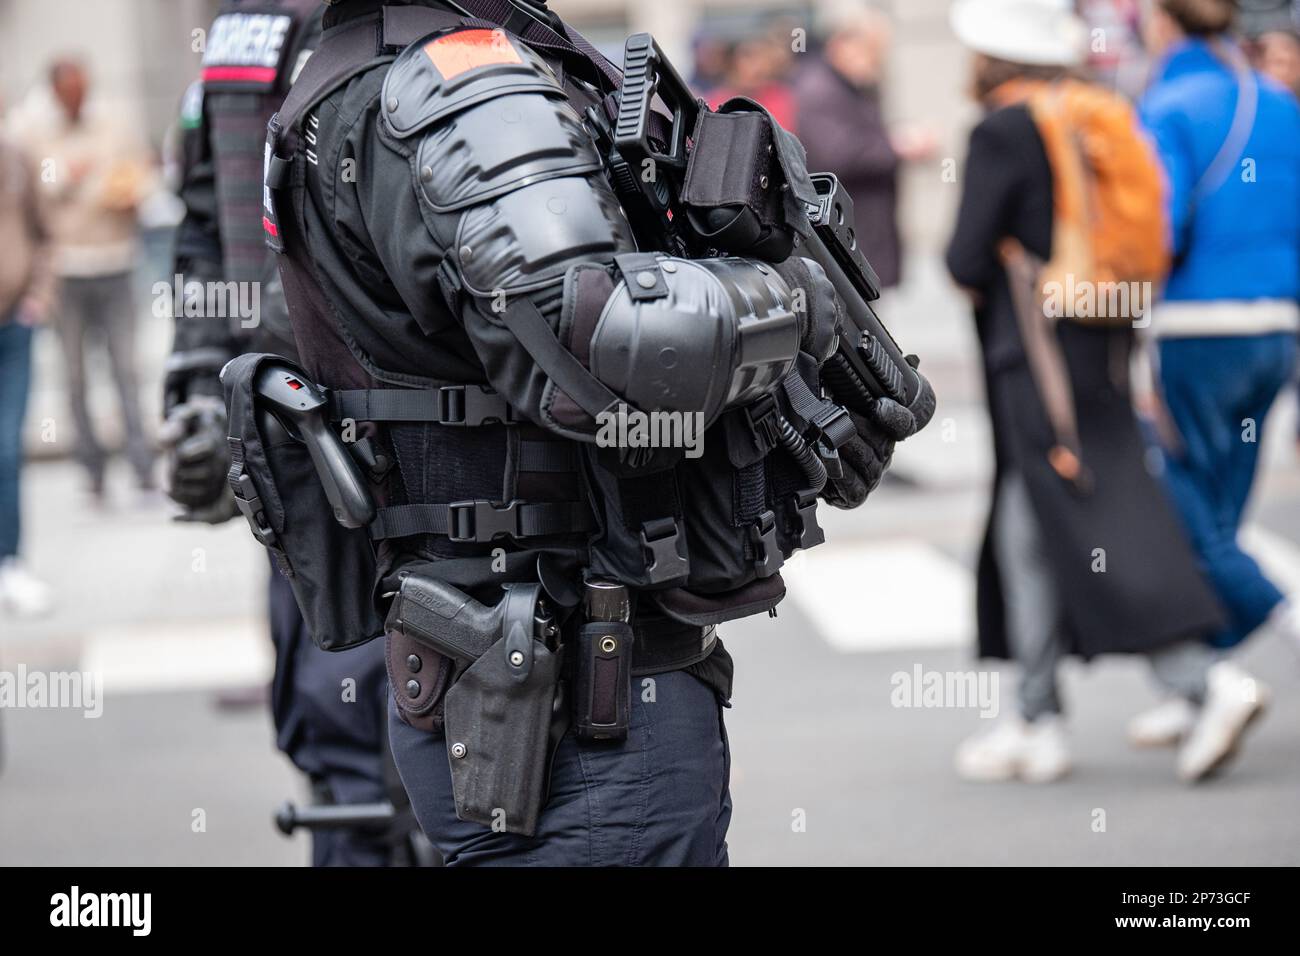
[675,408,784,593]
[573,620,633,742]
[222,353,384,651]
[682,107,791,260]
[582,444,691,589]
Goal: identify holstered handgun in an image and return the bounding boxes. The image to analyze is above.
[387,576,565,836]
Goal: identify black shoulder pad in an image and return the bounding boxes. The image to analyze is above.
[381,27,562,139]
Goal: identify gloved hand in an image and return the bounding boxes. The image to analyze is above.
[821,357,936,510]
[159,396,238,523]
[772,255,842,364]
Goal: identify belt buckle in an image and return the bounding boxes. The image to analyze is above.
[448,499,523,542]
[439,386,513,427]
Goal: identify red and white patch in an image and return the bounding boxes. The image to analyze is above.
[424,29,522,80]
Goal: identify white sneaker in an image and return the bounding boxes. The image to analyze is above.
[1127,698,1196,748]
[1177,663,1269,783]
[955,715,1071,783]
[0,558,54,619]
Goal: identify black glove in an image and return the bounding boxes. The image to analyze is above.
[821,357,936,510]
[159,396,237,523]
[772,255,842,364]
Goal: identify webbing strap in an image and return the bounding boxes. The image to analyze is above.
[502,298,623,420]
[782,371,856,449]
[370,499,593,541]
[327,385,514,425]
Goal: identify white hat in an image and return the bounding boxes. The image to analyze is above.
[950,0,1088,68]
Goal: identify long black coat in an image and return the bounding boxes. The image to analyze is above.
[946,103,1223,660]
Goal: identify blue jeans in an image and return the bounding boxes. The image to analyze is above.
[1159,332,1298,646]
[390,669,732,866]
[0,321,34,560]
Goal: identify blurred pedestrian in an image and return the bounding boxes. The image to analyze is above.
[1257,27,1300,96]
[707,23,797,131]
[1140,0,1300,659]
[0,97,55,618]
[689,29,730,97]
[793,3,936,291]
[14,57,156,500]
[946,0,1262,785]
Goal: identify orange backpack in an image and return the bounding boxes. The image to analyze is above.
[995,77,1169,323]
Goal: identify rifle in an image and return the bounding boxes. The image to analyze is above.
[587,33,922,415]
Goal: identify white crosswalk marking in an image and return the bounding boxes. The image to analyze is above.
[80,619,272,694]
[782,538,974,651]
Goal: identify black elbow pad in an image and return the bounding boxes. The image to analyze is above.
[587,256,801,423]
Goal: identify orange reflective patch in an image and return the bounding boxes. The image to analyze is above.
[424,29,522,79]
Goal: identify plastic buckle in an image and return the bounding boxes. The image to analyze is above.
[233,473,278,549]
[439,386,513,426]
[448,499,523,542]
[748,509,782,578]
[817,439,844,481]
[639,517,689,584]
[816,403,855,450]
[787,490,825,551]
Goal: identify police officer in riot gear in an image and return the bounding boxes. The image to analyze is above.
[162,0,411,866]
[248,0,934,865]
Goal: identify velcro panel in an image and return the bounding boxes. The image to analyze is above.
[390,422,509,504]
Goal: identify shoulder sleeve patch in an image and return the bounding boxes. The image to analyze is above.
[424,29,521,79]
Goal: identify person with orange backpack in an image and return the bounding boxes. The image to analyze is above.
[945,0,1265,785]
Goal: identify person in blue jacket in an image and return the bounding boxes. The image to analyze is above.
[1135,0,1300,752]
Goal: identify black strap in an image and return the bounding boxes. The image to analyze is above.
[501,298,624,420]
[370,499,593,541]
[783,371,856,449]
[327,385,515,426]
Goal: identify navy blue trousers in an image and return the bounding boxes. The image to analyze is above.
[390,669,732,866]
[267,561,392,866]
